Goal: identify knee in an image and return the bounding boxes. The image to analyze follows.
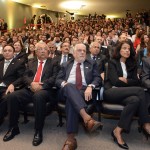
[5,92,18,103]
[129,96,140,104]
[33,91,46,104]
[136,87,145,95]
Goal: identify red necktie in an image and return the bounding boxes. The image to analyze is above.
[76,63,82,89]
[34,61,43,82]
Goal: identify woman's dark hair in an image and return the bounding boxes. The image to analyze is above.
[113,41,136,70]
[28,43,35,55]
[13,40,24,50]
[140,34,148,49]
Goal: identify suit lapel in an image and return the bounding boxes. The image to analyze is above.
[83,61,90,82]
[0,60,4,78]
[3,59,15,77]
[41,59,49,79]
[86,54,91,60]
[65,61,74,80]
[117,61,123,76]
[32,59,38,76]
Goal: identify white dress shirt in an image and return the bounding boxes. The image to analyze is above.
[0,58,13,87]
[67,61,87,86]
[120,61,127,78]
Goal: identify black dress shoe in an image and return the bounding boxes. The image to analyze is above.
[111,131,129,149]
[32,131,43,146]
[3,126,20,142]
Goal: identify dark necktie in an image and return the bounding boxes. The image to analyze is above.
[34,61,43,82]
[76,63,82,89]
[63,55,67,63]
[93,56,96,60]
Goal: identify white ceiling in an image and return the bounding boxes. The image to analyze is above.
[12,0,150,17]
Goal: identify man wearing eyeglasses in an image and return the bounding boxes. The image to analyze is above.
[3,42,59,146]
[53,42,73,65]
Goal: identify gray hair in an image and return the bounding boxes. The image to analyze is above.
[73,43,86,53]
[90,42,101,48]
[35,41,48,51]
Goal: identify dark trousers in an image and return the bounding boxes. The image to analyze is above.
[4,88,51,131]
[104,87,150,131]
[0,87,7,120]
[59,83,94,134]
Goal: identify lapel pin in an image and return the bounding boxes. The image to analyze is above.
[85,67,88,69]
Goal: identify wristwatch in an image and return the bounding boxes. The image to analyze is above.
[87,84,95,89]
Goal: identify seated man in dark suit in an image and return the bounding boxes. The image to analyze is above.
[47,41,61,58]
[53,42,73,65]
[3,42,59,146]
[56,43,102,150]
[87,41,106,80]
[0,45,25,126]
[94,36,110,61]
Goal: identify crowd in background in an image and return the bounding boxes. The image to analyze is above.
[0,11,150,149]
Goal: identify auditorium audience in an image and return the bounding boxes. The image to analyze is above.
[0,10,149,148]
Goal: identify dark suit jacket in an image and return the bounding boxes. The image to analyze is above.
[104,59,140,90]
[23,58,59,89]
[86,54,106,74]
[53,53,73,65]
[56,59,101,88]
[142,57,150,89]
[100,46,110,61]
[54,50,61,57]
[0,58,26,87]
[0,54,4,61]
[15,51,28,64]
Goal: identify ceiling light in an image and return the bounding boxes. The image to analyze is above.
[32,4,41,8]
[60,1,86,10]
[106,15,118,19]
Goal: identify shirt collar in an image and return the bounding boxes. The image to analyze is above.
[4,58,13,63]
[37,59,47,63]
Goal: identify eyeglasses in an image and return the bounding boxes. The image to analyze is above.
[49,47,54,48]
[93,46,100,49]
[37,48,48,51]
